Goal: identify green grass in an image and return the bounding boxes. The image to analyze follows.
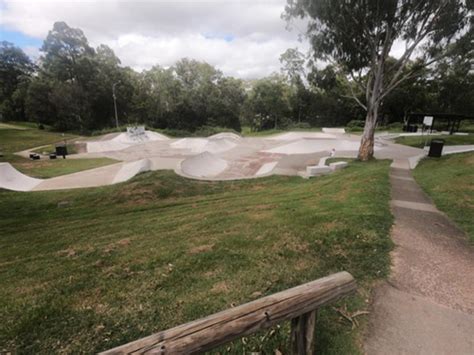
[0,122,28,130]
[395,134,474,148]
[0,161,393,354]
[4,155,118,178]
[0,126,118,178]
[459,120,474,134]
[413,153,474,243]
[0,127,77,154]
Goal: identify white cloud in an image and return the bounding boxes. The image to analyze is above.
[21,45,40,59]
[0,0,310,78]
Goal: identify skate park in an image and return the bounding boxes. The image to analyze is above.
[3,125,472,192]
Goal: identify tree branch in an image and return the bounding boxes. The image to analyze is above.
[345,80,367,111]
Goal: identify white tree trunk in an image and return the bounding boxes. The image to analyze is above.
[358,100,379,161]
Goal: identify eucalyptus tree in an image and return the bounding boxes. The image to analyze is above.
[280,48,308,122]
[0,41,35,120]
[285,0,471,160]
[246,74,292,131]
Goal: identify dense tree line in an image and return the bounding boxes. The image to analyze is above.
[0,20,472,134]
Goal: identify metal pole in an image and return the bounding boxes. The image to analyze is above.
[112,81,120,128]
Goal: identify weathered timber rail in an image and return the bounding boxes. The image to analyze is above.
[100,271,356,354]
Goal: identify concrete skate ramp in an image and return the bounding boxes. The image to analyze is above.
[440,145,474,156]
[171,138,208,152]
[0,163,43,191]
[255,161,278,176]
[87,131,169,153]
[269,132,336,140]
[263,138,361,155]
[112,159,151,184]
[208,132,241,140]
[171,138,237,154]
[322,128,346,134]
[204,138,237,153]
[29,159,151,191]
[179,152,228,178]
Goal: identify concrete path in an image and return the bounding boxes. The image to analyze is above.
[365,159,474,354]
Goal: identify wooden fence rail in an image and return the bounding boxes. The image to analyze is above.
[100,271,356,354]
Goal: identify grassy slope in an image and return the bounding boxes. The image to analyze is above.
[5,155,118,179]
[414,153,474,243]
[395,134,474,148]
[0,126,116,178]
[0,162,393,354]
[0,127,77,154]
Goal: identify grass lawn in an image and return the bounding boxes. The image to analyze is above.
[0,126,77,154]
[0,123,28,130]
[0,125,118,178]
[395,134,474,148]
[414,153,474,243]
[4,155,118,179]
[0,161,393,354]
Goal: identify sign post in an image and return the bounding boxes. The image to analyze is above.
[422,116,434,148]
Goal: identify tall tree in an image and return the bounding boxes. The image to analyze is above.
[285,0,470,160]
[41,21,95,84]
[0,41,34,120]
[280,48,308,122]
[280,48,306,83]
[432,53,474,115]
[172,58,222,130]
[245,75,291,131]
[208,77,245,131]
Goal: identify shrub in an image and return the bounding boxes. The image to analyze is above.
[386,122,403,130]
[193,125,240,137]
[346,120,365,131]
[288,122,312,129]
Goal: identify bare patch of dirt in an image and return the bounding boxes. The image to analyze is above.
[189,243,214,255]
[210,281,230,294]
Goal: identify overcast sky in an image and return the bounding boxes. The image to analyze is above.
[0,0,312,79]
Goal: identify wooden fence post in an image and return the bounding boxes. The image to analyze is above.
[100,272,355,354]
[291,310,317,355]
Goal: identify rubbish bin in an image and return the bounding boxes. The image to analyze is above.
[55,144,68,158]
[428,139,444,158]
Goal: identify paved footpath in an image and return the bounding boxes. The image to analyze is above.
[365,159,474,355]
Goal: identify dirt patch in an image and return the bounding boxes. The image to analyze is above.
[210,281,230,294]
[321,221,342,232]
[57,248,77,258]
[103,238,132,254]
[189,243,214,255]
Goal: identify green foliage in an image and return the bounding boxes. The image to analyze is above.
[0,160,393,353]
[284,0,470,159]
[243,75,292,131]
[0,41,35,122]
[386,122,403,130]
[288,121,312,129]
[193,125,240,137]
[346,120,365,128]
[1,15,471,136]
[284,1,469,73]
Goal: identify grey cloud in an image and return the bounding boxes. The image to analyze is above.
[1,0,309,78]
